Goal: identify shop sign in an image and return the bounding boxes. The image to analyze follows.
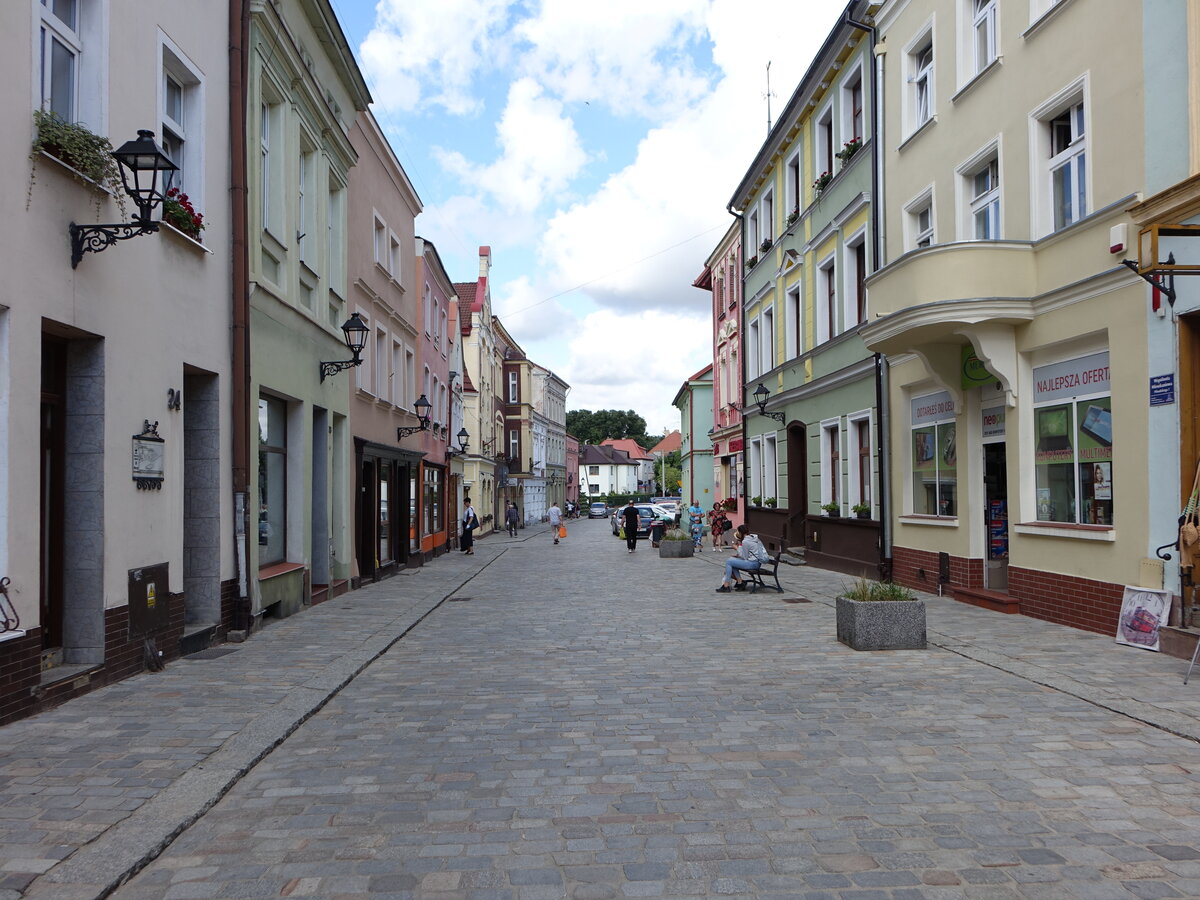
[911,391,955,426]
[982,406,1005,438]
[1149,373,1175,406]
[1032,351,1109,403]
[730,438,744,452]
[961,347,993,388]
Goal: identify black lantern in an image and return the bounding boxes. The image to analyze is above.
[397,394,433,440]
[752,382,786,424]
[319,313,370,381]
[447,427,470,457]
[69,129,178,267]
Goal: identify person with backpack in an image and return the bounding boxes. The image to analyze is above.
[716,524,769,592]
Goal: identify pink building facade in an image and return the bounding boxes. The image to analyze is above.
[694,221,743,530]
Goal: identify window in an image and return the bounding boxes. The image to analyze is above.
[823,421,841,507]
[257,395,288,565]
[423,366,431,410]
[260,98,283,237]
[38,0,80,119]
[973,0,997,73]
[431,376,441,424]
[907,190,935,249]
[817,106,834,180]
[391,340,403,406]
[508,371,518,402]
[969,157,1000,239]
[818,257,836,343]
[423,284,432,334]
[440,309,448,354]
[746,316,760,380]
[328,183,346,295]
[761,305,775,374]
[760,190,774,246]
[910,38,934,130]
[378,463,393,565]
[1048,101,1086,230]
[405,349,415,407]
[785,150,801,221]
[389,234,401,279]
[355,311,370,392]
[1032,352,1111,524]
[423,466,443,536]
[373,216,386,267]
[298,145,314,261]
[588,465,599,476]
[748,437,762,501]
[785,284,802,360]
[763,434,778,503]
[746,209,759,258]
[509,429,519,461]
[375,327,387,399]
[910,391,957,516]
[850,414,872,510]
[846,236,867,327]
[843,70,864,143]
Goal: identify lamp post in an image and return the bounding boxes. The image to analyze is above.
[752,382,786,424]
[447,427,470,457]
[318,313,370,381]
[396,394,433,440]
[69,130,178,268]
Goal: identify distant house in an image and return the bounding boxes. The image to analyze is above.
[601,438,654,491]
[579,445,639,497]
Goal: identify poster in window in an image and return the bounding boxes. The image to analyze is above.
[1093,462,1111,500]
[1115,586,1171,652]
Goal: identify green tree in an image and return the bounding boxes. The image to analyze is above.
[566,409,649,446]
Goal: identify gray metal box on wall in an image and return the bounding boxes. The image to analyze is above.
[128,563,169,638]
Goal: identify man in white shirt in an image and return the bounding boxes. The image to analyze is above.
[548,503,563,545]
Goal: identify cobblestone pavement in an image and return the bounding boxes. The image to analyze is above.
[4,520,1200,899]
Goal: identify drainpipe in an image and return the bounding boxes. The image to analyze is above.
[875,352,893,578]
[726,203,748,521]
[229,0,252,632]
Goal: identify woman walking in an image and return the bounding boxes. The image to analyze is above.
[709,503,729,551]
[461,499,479,555]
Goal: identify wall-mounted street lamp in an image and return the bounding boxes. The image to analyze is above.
[396,394,433,440]
[447,427,470,457]
[752,383,786,424]
[319,313,370,381]
[70,130,178,268]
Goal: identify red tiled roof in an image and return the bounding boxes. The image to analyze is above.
[454,282,477,306]
[600,438,651,460]
[650,431,681,454]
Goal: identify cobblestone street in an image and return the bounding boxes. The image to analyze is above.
[5,520,1200,899]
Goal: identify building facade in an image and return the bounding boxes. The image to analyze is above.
[673,366,715,506]
[862,0,1149,630]
[1,1,235,722]
[456,248,499,534]
[729,0,882,570]
[533,364,570,512]
[579,445,639,497]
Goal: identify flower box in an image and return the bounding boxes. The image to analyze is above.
[836,596,926,651]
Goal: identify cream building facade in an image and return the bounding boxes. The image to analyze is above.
[862,0,1150,631]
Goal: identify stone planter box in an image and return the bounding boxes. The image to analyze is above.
[836,596,926,650]
[659,541,694,558]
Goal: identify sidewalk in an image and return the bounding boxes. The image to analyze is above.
[3,530,1200,899]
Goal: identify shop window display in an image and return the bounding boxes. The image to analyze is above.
[910,391,957,516]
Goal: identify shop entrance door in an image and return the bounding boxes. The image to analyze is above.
[983,442,1009,591]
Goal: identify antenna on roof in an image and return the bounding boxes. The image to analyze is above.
[764,61,777,134]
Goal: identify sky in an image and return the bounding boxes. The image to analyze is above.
[331,0,850,435]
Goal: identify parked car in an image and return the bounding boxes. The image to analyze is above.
[588,502,608,518]
[611,503,656,538]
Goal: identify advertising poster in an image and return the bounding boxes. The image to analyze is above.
[1115,587,1172,652]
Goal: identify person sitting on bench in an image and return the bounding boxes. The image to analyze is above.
[716,524,770,593]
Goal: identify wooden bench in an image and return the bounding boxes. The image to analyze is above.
[746,551,784,593]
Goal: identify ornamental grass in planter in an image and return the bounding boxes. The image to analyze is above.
[659,528,694,558]
[835,579,926,651]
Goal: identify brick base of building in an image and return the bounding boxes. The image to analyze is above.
[891,545,1124,635]
[0,577,239,726]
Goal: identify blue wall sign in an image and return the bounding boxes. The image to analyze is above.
[1150,374,1175,406]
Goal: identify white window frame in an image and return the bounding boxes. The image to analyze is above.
[1030,78,1089,236]
[373,215,387,268]
[817,254,837,344]
[36,0,105,126]
[159,37,203,206]
[905,24,935,135]
[905,186,935,250]
[423,284,432,335]
[391,339,404,406]
[508,371,518,403]
[956,139,1001,240]
[746,315,761,381]
[259,91,285,240]
[374,326,388,401]
[388,232,401,280]
[841,65,865,145]
[327,179,346,297]
[760,189,774,246]
[847,409,873,510]
[760,304,775,375]
[746,209,759,259]
[785,283,802,360]
[748,436,762,502]
[405,349,415,407]
[816,104,835,180]
[820,418,842,508]
[297,140,315,263]
[843,229,868,329]
[763,433,778,504]
[971,0,998,75]
[785,149,802,222]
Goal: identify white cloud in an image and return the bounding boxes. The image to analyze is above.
[490,275,577,343]
[512,0,712,117]
[361,0,511,114]
[433,78,588,212]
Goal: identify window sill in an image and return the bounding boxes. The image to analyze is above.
[897,116,937,154]
[898,514,959,527]
[259,561,306,580]
[1023,0,1080,40]
[951,56,1003,104]
[1012,522,1115,541]
[0,629,29,644]
[36,149,117,197]
[160,220,213,254]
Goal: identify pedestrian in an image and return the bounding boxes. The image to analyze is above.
[716,524,769,592]
[504,501,519,537]
[460,498,479,555]
[621,499,641,553]
[548,501,563,545]
[709,503,729,551]
[687,499,705,550]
